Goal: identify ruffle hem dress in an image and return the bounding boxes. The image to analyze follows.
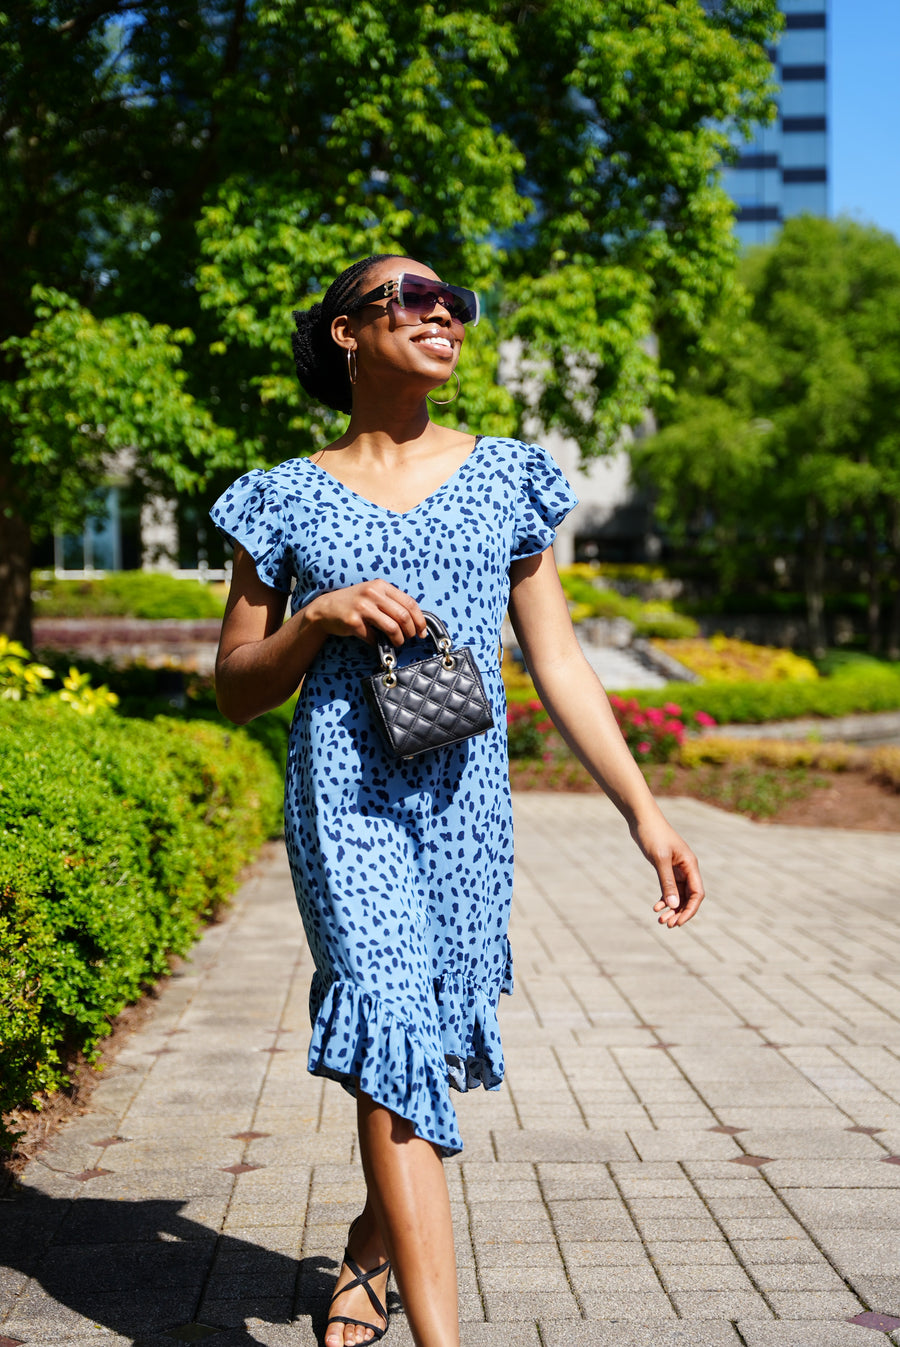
[211,435,577,1155]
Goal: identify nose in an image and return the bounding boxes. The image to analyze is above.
[423,298,453,326]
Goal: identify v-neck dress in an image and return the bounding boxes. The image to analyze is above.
[211,436,577,1154]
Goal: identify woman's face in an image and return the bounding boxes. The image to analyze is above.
[342,257,466,388]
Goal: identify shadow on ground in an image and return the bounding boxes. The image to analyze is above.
[0,1190,400,1345]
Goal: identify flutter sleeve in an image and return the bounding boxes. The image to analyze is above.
[209,469,293,593]
[511,442,579,561]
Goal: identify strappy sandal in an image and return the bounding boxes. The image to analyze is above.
[326,1223,391,1343]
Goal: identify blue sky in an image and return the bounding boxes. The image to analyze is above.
[831,0,900,239]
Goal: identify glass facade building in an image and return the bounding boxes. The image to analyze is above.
[719,0,830,247]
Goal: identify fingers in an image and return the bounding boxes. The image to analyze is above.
[310,581,427,645]
[359,582,426,646]
[650,840,705,929]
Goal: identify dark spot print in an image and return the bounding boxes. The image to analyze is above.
[210,436,577,1156]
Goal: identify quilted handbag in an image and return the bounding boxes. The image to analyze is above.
[364,612,494,759]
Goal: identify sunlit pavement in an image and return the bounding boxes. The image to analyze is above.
[4,795,900,1347]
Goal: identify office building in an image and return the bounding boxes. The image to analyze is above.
[718,0,829,246]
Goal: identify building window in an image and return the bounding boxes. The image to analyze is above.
[782,115,827,133]
[782,181,828,216]
[735,153,780,170]
[780,81,827,117]
[780,64,827,81]
[784,12,826,28]
[737,205,782,223]
[781,131,828,169]
[782,167,828,184]
[53,487,122,574]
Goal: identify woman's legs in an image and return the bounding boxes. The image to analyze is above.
[324,1090,460,1347]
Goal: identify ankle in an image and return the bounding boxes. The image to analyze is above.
[347,1211,389,1266]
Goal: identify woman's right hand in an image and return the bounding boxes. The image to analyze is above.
[305,580,427,647]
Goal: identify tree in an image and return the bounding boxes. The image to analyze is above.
[1,0,781,645]
[632,216,900,657]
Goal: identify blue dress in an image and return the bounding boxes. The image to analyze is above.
[211,436,577,1154]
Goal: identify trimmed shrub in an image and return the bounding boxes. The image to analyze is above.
[32,572,226,620]
[633,611,699,640]
[653,635,818,682]
[557,565,698,635]
[627,665,900,724]
[34,649,295,778]
[870,746,900,792]
[0,701,282,1145]
[678,736,864,772]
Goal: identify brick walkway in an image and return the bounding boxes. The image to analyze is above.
[3,795,900,1347]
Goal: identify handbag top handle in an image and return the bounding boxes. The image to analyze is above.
[375,611,453,673]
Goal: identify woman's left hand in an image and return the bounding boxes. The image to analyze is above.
[630,816,705,928]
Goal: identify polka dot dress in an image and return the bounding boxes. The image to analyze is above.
[211,436,577,1154]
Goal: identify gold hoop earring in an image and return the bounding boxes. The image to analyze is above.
[347,349,358,385]
[427,370,460,406]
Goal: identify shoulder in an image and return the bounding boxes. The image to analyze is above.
[222,457,316,505]
[473,435,569,487]
[254,456,315,492]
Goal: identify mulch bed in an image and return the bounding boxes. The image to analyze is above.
[509,757,900,832]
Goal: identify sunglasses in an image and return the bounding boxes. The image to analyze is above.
[351,272,480,327]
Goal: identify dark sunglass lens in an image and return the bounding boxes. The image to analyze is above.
[401,279,472,323]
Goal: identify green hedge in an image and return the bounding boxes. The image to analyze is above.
[505,661,900,724]
[627,664,900,724]
[34,650,296,777]
[0,701,282,1145]
[33,572,226,620]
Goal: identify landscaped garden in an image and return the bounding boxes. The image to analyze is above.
[4,559,899,1157]
[505,638,900,829]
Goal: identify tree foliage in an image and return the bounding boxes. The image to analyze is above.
[1,0,781,641]
[632,216,900,656]
[1,290,236,535]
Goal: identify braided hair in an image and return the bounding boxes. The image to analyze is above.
[291,254,404,414]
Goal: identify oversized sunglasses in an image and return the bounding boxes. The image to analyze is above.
[351,272,480,327]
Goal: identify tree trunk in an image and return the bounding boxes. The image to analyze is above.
[886,498,900,662]
[864,508,882,655]
[804,497,827,659]
[0,502,34,649]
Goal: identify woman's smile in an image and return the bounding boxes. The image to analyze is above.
[411,327,455,357]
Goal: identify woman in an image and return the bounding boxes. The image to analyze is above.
[211,253,704,1347]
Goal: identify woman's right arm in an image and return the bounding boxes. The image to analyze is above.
[214,546,427,724]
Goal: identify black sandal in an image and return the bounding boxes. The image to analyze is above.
[326,1226,391,1343]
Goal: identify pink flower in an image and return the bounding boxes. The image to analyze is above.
[637,741,651,754]
[663,702,682,716]
[646,707,665,726]
[695,711,717,727]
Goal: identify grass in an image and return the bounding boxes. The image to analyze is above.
[643,763,825,819]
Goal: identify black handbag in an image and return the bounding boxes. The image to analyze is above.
[364,612,494,759]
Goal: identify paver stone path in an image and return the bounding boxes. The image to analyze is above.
[3,794,900,1347]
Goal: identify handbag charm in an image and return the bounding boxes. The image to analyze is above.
[365,612,494,759]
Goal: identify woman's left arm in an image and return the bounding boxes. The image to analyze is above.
[508,548,705,928]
